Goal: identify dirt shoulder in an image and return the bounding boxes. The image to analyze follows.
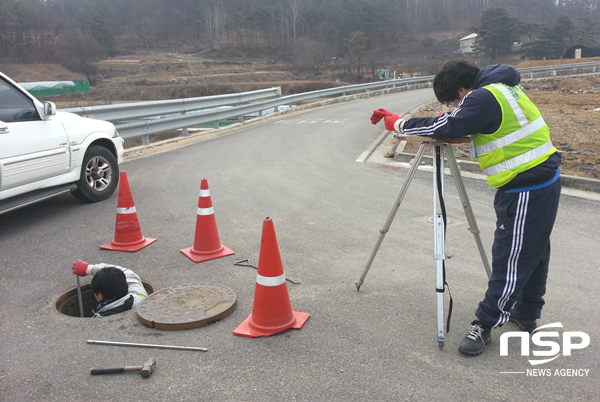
[526,78,600,179]
[402,76,600,179]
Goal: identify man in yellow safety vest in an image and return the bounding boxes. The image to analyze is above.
[371,59,561,356]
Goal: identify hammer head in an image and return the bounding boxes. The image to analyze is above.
[141,358,156,378]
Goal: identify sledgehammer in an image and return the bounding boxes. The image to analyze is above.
[90,358,156,378]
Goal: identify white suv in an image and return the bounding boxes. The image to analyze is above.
[0,72,124,214]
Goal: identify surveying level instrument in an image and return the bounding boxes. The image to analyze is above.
[355,136,492,350]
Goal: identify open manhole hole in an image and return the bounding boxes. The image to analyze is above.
[55,281,154,318]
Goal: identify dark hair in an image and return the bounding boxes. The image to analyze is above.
[433,60,480,104]
[91,267,128,300]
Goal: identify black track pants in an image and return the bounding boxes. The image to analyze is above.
[475,179,561,328]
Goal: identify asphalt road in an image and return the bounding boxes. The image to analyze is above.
[1,88,598,401]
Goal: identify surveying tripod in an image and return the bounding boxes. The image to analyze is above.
[355,136,492,350]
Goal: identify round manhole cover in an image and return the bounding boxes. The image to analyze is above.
[137,283,237,331]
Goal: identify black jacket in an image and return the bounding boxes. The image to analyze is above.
[402,64,560,190]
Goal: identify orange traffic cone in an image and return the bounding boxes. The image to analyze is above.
[181,178,234,263]
[233,217,309,338]
[100,172,156,252]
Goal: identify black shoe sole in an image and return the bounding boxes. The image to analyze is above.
[458,338,491,356]
[458,347,485,356]
[508,318,536,333]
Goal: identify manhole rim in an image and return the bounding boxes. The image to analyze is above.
[53,281,155,318]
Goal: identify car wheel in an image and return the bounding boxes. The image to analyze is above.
[71,145,119,202]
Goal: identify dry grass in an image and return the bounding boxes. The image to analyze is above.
[400,76,600,179]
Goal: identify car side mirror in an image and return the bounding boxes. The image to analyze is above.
[43,101,56,117]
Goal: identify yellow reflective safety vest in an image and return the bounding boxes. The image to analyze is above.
[473,83,556,188]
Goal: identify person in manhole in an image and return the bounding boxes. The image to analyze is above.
[72,260,148,317]
[370,60,561,356]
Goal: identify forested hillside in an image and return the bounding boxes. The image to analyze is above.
[1,0,600,82]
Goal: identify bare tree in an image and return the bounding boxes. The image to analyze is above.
[575,17,600,44]
[0,0,58,62]
[344,31,368,81]
[203,1,226,50]
[56,28,104,84]
[292,37,327,72]
[286,0,303,44]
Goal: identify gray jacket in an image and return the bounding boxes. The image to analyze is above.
[90,263,148,317]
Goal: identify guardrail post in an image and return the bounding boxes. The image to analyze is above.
[238,115,244,123]
[214,121,219,129]
[180,110,189,136]
[142,135,150,146]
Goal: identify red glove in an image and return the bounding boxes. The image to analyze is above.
[72,260,91,276]
[383,113,402,132]
[371,108,402,132]
[370,108,391,125]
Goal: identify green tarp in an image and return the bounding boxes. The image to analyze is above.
[19,80,90,97]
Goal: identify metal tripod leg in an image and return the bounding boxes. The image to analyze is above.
[435,143,491,349]
[433,144,446,350]
[444,144,492,279]
[355,139,492,350]
[355,142,429,291]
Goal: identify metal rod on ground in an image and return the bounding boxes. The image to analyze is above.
[87,340,208,352]
[77,276,84,318]
[234,259,301,284]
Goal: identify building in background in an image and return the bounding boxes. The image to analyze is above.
[459,33,478,54]
[563,44,600,59]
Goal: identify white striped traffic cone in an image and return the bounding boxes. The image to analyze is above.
[233,217,309,337]
[181,178,234,263]
[100,172,156,252]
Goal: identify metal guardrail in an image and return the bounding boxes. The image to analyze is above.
[112,77,437,140]
[62,87,282,122]
[59,61,600,145]
[516,61,600,76]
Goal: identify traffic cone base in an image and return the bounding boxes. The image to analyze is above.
[233,217,310,338]
[180,244,234,263]
[233,310,310,338]
[100,236,157,252]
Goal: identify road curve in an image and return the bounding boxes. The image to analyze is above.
[1,88,598,401]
